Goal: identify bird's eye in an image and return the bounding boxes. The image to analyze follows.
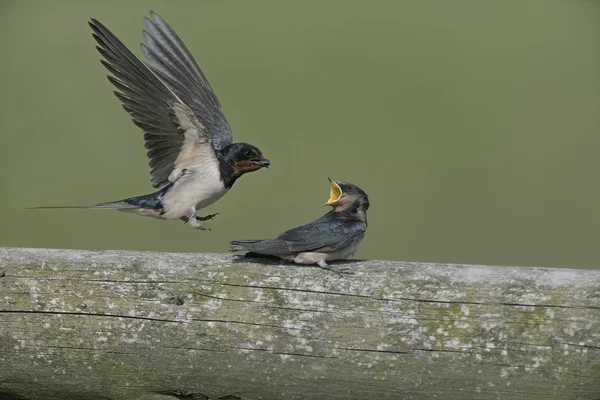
[244,150,252,157]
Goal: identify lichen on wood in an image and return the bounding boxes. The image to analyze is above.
[1,247,599,400]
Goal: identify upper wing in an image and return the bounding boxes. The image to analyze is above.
[90,18,216,188]
[250,213,366,255]
[140,11,233,151]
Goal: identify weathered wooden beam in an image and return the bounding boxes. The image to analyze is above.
[0,247,599,400]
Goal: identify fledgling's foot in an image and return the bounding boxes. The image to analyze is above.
[197,213,219,221]
[317,260,354,277]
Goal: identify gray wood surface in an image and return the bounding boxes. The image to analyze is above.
[0,247,599,400]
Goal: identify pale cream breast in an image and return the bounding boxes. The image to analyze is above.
[160,160,228,219]
[277,236,365,265]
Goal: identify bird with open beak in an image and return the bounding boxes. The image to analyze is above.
[33,12,270,230]
[231,178,369,275]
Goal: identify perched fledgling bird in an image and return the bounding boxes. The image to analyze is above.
[231,178,369,275]
[33,12,270,230]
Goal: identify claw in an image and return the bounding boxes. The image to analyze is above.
[332,268,355,277]
[316,260,354,277]
[197,213,219,221]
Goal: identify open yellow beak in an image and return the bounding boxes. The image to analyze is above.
[326,177,343,205]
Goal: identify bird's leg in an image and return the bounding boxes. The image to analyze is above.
[181,207,210,231]
[197,213,219,221]
[316,260,354,276]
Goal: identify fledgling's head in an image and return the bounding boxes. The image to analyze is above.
[225,143,271,176]
[325,178,370,212]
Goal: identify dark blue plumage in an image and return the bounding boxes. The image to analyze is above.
[232,211,366,255]
[122,182,174,212]
[231,179,369,275]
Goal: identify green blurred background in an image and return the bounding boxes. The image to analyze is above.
[1,1,599,269]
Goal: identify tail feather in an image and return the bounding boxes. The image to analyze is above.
[29,184,177,221]
[91,201,139,209]
[28,201,138,210]
[28,205,89,210]
[230,240,263,252]
[30,184,172,213]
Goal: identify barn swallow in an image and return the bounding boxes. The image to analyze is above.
[33,12,270,230]
[231,178,369,275]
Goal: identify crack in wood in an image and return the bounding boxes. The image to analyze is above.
[213,282,373,299]
[413,347,467,354]
[6,275,187,284]
[162,346,227,353]
[508,341,554,349]
[210,282,600,310]
[26,344,135,355]
[383,296,600,310]
[230,346,337,359]
[191,291,337,314]
[192,318,302,331]
[0,310,186,323]
[557,341,600,350]
[333,346,411,355]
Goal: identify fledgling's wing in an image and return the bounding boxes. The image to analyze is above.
[141,11,233,151]
[236,213,366,255]
[90,18,218,189]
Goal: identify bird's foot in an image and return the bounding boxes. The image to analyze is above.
[181,216,211,231]
[317,260,354,277]
[197,213,219,221]
[190,218,211,231]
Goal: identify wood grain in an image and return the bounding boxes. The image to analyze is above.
[1,247,599,400]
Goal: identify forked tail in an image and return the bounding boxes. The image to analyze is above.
[28,201,138,210]
[29,185,171,214]
[29,183,173,216]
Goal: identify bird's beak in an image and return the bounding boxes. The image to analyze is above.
[324,177,342,206]
[253,158,271,168]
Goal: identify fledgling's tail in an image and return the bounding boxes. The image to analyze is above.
[230,240,263,252]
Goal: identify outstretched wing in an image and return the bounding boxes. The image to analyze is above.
[244,213,366,255]
[140,11,233,151]
[90,18,217,188]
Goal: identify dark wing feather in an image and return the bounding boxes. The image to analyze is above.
[239,213,366,255]
[90,18,212,188]
[140,11,233,151]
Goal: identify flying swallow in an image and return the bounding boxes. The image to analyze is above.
[231,178,369,275]
[33,11,270,230]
